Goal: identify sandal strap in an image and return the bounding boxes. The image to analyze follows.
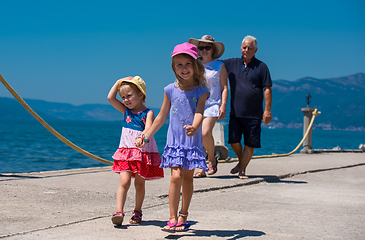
[176,222,187,227]
[167,221,176,227]
[130,215,142,221]
[178,211,189,217]
[167,216,177,226]
[132,210,142,216]
[113,211,125,217]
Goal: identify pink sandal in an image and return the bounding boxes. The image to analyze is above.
[111,211,125,226]
[161,217,177,233]
[129,210,143,224]
[175,211,190,232]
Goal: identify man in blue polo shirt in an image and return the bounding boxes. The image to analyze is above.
[222,35,272,179]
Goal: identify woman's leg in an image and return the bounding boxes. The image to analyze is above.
[202,117,218,174]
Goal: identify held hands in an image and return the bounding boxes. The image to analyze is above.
[135,136,145,148]
[183,125,197,137]
[263,110,272,125]
[135,133,150,148]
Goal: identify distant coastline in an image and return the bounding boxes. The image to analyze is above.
[262,121,365,132]
[1,73,364,131]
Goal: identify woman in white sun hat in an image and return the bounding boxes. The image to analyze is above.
[189,35,228,178]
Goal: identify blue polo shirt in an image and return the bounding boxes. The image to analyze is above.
[222,57,272,119]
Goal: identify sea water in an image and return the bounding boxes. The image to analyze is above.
[0,119,364,173]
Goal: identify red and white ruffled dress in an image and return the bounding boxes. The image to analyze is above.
[112,108,164,180]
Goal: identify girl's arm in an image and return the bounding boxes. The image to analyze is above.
[135,110,155,147]
[135,93,171,148]
[218,64,228,120]
[183,92,208,137]
[107,79,126,114]
[144,110,155,132]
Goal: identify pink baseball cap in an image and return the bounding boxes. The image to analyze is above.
[172,42,198,59]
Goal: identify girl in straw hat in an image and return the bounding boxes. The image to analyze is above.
[189,35,228,178]
[136,42,209,232]
[108,76,164,226]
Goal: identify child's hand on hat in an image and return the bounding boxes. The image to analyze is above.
[116,77,132,86]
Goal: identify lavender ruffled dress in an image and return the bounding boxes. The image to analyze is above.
[160,83,209,171]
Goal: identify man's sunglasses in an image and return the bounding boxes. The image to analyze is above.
[198,46,212,51]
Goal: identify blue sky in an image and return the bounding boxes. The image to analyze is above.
[1,0,364,108]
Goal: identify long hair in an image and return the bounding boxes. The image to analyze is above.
[171,54,208,88]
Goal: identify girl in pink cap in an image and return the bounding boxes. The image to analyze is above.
[136,42,209,232]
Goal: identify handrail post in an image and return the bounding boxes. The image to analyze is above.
[300,107,314,154]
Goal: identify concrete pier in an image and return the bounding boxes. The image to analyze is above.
[1,152,364,239]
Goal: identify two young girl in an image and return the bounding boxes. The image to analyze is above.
[109,42,209,232]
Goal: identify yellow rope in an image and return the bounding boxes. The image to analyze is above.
[222,108,321,162]
[0,74,113,166]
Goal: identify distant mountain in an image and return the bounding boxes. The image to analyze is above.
[0,97,124,121]
[0,96,162,122]
[270,72,365,130]
[1,73,364,130]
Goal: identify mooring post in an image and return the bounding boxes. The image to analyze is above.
[300,93,314,154]
[212,122,229,160]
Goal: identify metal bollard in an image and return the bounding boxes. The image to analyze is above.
[212,122,229,160]
[300,107,314,154]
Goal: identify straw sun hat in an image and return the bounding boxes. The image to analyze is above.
[118,76,146,99]
[188,35,225,59]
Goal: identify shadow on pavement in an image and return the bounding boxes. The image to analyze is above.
[249,175,308,184]
[208,174,307,184]
[114,220,198,229]
[164,228,265,239]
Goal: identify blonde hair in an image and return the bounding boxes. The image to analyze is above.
[117,82,146,103]
[171,54,208,88]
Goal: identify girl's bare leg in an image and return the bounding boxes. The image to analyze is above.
[134,173,145,212]
[177,168,194,231]
[116,171,132,212]
[162,167,183,230]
